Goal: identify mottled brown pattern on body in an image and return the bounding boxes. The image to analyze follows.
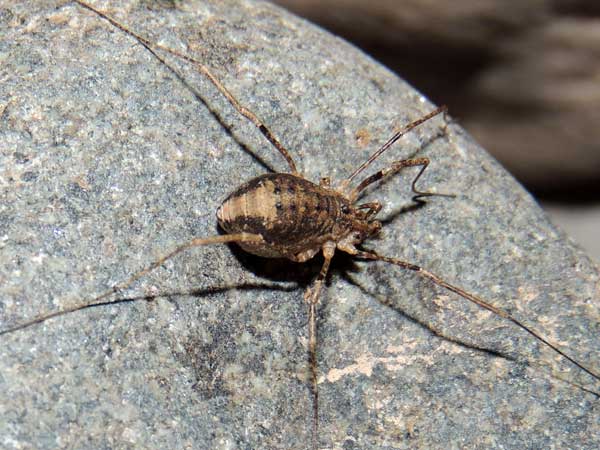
[217,173,352,259]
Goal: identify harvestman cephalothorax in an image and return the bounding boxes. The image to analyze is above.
[1,1,599,448]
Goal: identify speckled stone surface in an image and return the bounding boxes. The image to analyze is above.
[1,1,599,449]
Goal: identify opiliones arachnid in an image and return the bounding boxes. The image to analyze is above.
[1,2,599,449]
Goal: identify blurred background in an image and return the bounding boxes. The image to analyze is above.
[272,0,600,262]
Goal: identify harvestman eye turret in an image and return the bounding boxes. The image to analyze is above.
[1,1,599,449]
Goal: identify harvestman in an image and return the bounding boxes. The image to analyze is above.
[2,1,599,448]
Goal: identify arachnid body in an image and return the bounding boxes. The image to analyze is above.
[1,1,599,449]
[217,173,358,261]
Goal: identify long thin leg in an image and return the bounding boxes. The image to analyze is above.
[0,233,263,336]
[73,0,299,175]
[353,250,600,396]
[349,158,454,202]
[343,106,447,190]
[304,243,335,450]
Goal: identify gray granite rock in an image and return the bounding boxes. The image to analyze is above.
[1,1,599,449]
